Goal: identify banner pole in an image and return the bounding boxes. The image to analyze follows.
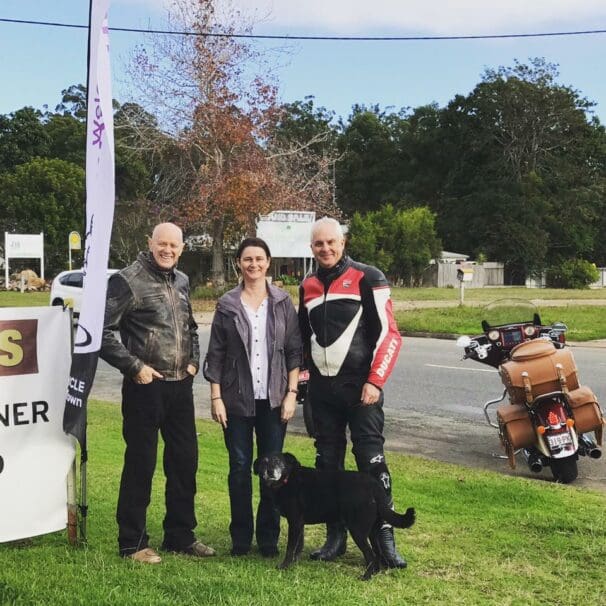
[75,0,95,545]
[67,458,78,545]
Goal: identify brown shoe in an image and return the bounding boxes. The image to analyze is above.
[181,540,216,557]
[129,547,162,564]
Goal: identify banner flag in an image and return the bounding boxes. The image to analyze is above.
[63,0,115,450]
[0,307,74,543]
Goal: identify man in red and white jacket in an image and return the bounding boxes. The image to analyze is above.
[298,217,406,569]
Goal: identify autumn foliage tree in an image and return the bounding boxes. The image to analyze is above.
[124,0,339,285]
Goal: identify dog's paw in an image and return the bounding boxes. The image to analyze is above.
[404,507,416,527]
[360,562,379,581]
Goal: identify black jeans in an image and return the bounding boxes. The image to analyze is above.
[117,375,198,555]
[309,376,393,500]
[223,400,286,551]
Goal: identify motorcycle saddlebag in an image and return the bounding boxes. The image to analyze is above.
[497,403,535,450]
[499,340,579,406]
[567,385,605,443]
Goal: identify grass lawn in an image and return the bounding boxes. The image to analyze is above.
[1,401,605,605]
[390,287,606,302]
[396,305,606,341]
[0,291,49,307]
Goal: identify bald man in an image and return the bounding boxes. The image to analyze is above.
[101,222,215,563]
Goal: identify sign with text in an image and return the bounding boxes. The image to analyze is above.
[63,0,116,450]
[0,306,75,543]
[257,210,317,258]
[4,232,45,287]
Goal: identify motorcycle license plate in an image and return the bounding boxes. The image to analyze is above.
[547,433,572,449]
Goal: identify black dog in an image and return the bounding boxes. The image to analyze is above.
[254,452,415,580]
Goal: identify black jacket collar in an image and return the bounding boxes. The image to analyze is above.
[316,255,350,286]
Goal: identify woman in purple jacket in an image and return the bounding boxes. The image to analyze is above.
[204,237,302,557]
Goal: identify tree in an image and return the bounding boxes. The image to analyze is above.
[336,106,400,215]
[54,84,88,120]
[109,199,156,268]
[125,0,290,286]
[347,204,441,285]
[268,97,342,218]
[0,107,50,172]
[0,157,85,273]
[433,59,606,281]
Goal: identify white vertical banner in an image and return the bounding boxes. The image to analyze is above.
[63,0,115,448]
[0,307,74,542]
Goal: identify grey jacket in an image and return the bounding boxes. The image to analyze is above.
[100,251,200,380]
[203,283,302,416]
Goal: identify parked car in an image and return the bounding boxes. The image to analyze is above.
[50,268,119,316]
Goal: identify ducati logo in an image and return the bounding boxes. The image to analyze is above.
[342,280,352,288]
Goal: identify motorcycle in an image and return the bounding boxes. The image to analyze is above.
[456,299,605,483]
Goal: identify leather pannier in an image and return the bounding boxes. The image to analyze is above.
[499,340,579,406]
[567,385,605,443]
[497,403,535,450]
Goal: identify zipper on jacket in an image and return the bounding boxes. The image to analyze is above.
[166,274,181,376]
[322,280,331,376]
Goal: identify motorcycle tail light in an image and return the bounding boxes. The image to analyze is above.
[548,411,559,426]
[537,425,546,434]
[566,418,575,428]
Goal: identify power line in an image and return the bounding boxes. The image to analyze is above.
[1,16,606,41]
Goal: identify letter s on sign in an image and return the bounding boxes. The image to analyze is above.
[0,319,38,377]
[0,329,24,367]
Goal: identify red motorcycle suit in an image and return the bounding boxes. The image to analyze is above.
[298,256,402,388]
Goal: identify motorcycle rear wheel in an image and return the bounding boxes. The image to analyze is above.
[550,455,578,484]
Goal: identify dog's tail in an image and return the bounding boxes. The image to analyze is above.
[380,506,416,529]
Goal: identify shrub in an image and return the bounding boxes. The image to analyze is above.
[192,283,234,299]
[277,274,299,286]
[546,259,599,289]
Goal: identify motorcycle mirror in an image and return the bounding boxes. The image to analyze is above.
[552,321,568,332]
[456,335,471,348]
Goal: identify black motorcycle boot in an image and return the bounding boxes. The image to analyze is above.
[309,522,347,561]
[377,525,407,569]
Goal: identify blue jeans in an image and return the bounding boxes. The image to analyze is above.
[223,400,286,551]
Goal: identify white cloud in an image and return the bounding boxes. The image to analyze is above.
[112,1,606,35]
[228,0,606,34]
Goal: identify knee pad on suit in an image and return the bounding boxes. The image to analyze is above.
[358,454,392,497]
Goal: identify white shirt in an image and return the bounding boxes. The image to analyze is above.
[242,298,269,399]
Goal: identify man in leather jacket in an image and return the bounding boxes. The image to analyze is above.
[298,217,407,569]
[101,222,215,564]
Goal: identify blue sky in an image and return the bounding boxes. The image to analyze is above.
[1,0,606,122]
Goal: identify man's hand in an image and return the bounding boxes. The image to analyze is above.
[186,364,197,376]
[360,382,381,406]
[133,364,163,384]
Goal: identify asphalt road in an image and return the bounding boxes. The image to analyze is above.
[91,330,606,490]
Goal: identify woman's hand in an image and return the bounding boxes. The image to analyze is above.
[211,397,228,428]
[281,392,297,423]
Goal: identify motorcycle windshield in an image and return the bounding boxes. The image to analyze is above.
[482,298,539,328]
